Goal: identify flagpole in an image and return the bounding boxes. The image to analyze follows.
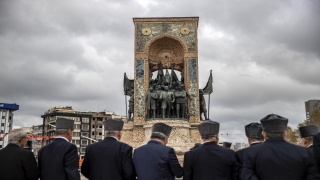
[208,93,210,119]
[125,95,128,119]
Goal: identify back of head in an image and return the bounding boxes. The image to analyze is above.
[151,123,172,140]
[299,125,319,144]
[223,142,232,149]
[55,118,74,135]
[245,122,264,140]
[8,129,27,144]
[104,118,124,137]
[260,114,288,138]
[197,120,220,140]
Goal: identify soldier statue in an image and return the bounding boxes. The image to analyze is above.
[159,86,169,119]
[146,86,158,119]
[128,89,134,121]
[199,89,208,120]
[174,85,191,119]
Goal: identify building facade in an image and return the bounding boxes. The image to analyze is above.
[305,99,320,119]
[0,103,19,149]
[41,106,92,158]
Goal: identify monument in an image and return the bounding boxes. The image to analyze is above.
[122,17,212,162]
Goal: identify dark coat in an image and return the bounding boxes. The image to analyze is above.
[309,145,314,156]
[183,141,238,180]
[314,133,320,172]
[133,140,183,180]
[241,138,319,180]
[0,143,39,180]
[81,137,135,180]
[38,138,80,180]
[235,142,262,179]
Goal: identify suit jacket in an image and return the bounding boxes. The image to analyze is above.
[81,137,135,180]
[241,138,319,180]
[38,138,80,180]
[235,142,262,179]
[314,133,320,172]
[133,140,183,180]
[183,141,238,180]
[309,145,314,156]
[0,143,39,180]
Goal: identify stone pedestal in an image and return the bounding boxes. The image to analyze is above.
[121,119,202,163]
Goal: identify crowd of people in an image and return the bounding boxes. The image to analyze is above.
[1,114,320,180]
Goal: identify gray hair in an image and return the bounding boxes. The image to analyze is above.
[105,130,119,137]
[8,129,27,143]
[151,132,167,140]
[201,134,217,140]
[266,132,284,138]
[55,129,69,135]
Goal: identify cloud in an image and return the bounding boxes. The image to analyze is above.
[0,0,319,144]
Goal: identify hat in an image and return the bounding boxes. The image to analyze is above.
[151,123,172,137]
[260,114,288,133]
[245,123,263,139]
[299,125,319,138]
[197,120,220,136]
[223,142,232,148]
[104,119,124,131]
[56,118,74,130]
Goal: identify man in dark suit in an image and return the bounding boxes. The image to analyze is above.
[183,120,238,180]
[299,125,319,155]
[133,123,183,180]
[81,119,135,180]
[0,129,39,180]
[314,132,320,172]
[241,114,319,180]
[38,118,80,180]
[235,123,264,179]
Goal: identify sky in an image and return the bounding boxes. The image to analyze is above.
[0,0,319,144]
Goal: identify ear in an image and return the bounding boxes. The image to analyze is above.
[118,131,122,140]
[283,132,286,138]
[216,134,219,143]
[262,131,267,139]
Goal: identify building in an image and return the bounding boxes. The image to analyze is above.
[30,124,43,156]
[91,111,113,142]
[305,99,320,119]
[41,106,92,158]
[0,103,19,149]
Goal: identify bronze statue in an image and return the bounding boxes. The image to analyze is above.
[199,89,208,120]
[128,89,134,121]
[155,85,162,118]
[159,86,169,119]
[146,87,158,119]
[174,85,191,119]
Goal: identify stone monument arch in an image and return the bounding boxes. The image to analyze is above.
[122,17,202,162]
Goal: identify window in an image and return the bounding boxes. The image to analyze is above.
[0,145,2,148]
[81,140,88,145]
[82,125,89,131]
[8,116,11,120]
[73,124,80,129]
[76,140,80,145]
[92,125,95,128]
[2,116,5,119]
[81,148,86,153]
[73,132,80,137]
[99,132,102,135]
[1,123,4,127]
[99,125,102,128]
[82,118,89,123]
[81,133,88,137]
[2,112,6,116]
[71,140,76,144]
[92,132,95,135]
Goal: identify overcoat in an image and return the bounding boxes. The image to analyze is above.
[38,138,80,180]
[133,140,183,180]
[235,142,261,178]
[183,141,238,180]
[81,137,135,180]
[0,143,39,180]
[241,138,319,180]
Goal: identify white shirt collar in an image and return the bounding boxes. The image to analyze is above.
[55,136,70,142]
[308,144,313,147]
[251,141,261,144]
[109,136,119,141]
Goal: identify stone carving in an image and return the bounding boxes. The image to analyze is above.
[135,78,145,116]
[136,23,197,52]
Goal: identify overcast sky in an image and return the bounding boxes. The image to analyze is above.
[1,0,319,144]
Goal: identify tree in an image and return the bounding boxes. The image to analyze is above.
[285,126,299,144]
